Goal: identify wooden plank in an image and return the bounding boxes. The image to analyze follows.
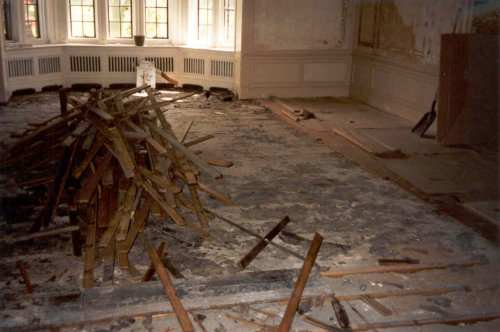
[115,184,139,241]
[1,226,80,244]
[99,182,137,248]
[183,135,215,147]
[38,136,80,229]
[143,242,165,282]
[360,296,392,316]
[331,296,350,328]
[352,312,500,331]
[333,127,396,155]
[77,153,113,204]
[239,216,291,269]
[301,315,344,332]
[5,110,81,156]
[123,197,153,251]
[180,121,194,143]
[320,261,482,278]
[8,283,470,331]
[145,239,195,332]
[138,166,181,194]
[73,138,104,179]
[198,181,235,206]
[90,106,114,122]
[277,232,323,332]
[207,209,313,266]
[139,178,185,226]
[83,204,97,289]
[148,125,221,179]
[107,127,136,178]
[207,159,234,168]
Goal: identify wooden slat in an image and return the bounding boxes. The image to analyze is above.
[321,261,482,278]
[198,181,235,206]
[139,178,185,226]
[148,125,221,179]
[77,153,113,204]
[83,204,97,288]
[277,233,323,332]
[239,216,291,269]
[143,242,165,282]
[145,239,194,332]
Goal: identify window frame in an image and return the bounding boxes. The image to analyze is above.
[108,0,134,39]
[220,0,235,46]
[24,0,41,39]
[69,0,97,39]
[196,0,213,42]
[144,0,169,40]
[3,0,13,41]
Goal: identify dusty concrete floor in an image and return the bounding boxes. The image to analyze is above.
[0,91,499,331]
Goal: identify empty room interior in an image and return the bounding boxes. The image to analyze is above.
[0,0,499,331]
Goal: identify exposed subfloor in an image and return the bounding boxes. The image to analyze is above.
[0,91,499,332]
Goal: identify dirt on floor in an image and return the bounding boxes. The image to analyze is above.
[0,91,499,332]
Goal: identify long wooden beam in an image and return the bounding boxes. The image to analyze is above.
[277,232,323,332]
[145,239,194,332]
[321,261,482,278]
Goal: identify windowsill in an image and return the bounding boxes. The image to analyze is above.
[5,41,235,52]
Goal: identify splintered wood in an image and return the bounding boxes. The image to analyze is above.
[1,85,231,289]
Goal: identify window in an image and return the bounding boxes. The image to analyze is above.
[108,0,132,38]
[2,0,12,40]
[145,0,168,39]
[223,0,235,42]
[24,0,40,38]
[69,0,96,38]
[197,0,212,41]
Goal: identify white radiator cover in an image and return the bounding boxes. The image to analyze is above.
[5,45,236,98]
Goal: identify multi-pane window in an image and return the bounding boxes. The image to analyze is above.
[24,0,40,38]
[145,0,168,39]
[2,0,12,40]
[223,0,235,42]
[109,0,132,38]
[197,0,212,41]
[69,0,96,38]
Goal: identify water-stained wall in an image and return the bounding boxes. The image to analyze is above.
[351,0,498,122]
[357,0,474,65]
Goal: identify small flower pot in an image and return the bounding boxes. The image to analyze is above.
[134,35,145,46]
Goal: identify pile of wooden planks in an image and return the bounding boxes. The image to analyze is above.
[1,86,234,288]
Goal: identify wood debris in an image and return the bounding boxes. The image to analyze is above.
[0,85,232,289]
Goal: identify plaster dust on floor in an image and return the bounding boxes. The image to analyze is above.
[0,91,499,332]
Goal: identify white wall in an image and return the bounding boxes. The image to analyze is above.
[237,0,354,99]
[350,0,475,122]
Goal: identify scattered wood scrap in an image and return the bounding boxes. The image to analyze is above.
[352,311,500,331]
[239,216,291,269]
[321,261,482,278]
[0,85,233,288]
[273,99,316,122]
[331,296,350,329]
[333,127,402,157]
[277,232,323,332]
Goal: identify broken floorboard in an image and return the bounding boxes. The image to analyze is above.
[3,269,330,331]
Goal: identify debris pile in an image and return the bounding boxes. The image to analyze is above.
[0,86,234,288]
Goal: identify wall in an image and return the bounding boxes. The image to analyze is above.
[0,0,8,103]
[350,0,481,122]
[237,0,354,99]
